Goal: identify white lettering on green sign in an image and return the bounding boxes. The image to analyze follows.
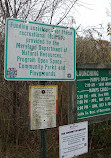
[77,69,111,119]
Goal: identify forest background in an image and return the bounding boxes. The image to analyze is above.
[0,0,111,157]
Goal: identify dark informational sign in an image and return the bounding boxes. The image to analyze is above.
[77,69,111,119]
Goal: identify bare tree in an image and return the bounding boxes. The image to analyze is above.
[0,0,82,34]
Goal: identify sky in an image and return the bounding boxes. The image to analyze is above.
[74,0,111,40]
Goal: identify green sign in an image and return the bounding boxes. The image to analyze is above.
[5,18,76,81]
[77,69,111,119]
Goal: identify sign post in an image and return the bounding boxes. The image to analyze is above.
[40,129,47,158]
[5,18,76,158]
[29,84,58,158]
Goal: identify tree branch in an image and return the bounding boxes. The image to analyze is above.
[7,0,14,16]
[57,0,78,25]
[13,0,17,18]
[16,0,22,15]
[0,0,6,17]
[50,0,56,24]
[5,0,10,18]
[34,0,47,22]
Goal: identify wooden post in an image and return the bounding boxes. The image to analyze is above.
[68,81,77,124]
[68,81,77,158]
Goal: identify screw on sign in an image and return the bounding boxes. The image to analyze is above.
[7,68,17,78]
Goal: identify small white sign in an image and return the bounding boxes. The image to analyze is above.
[5,18,76,81]
[59,121,88,158]
[29,85,58,130]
